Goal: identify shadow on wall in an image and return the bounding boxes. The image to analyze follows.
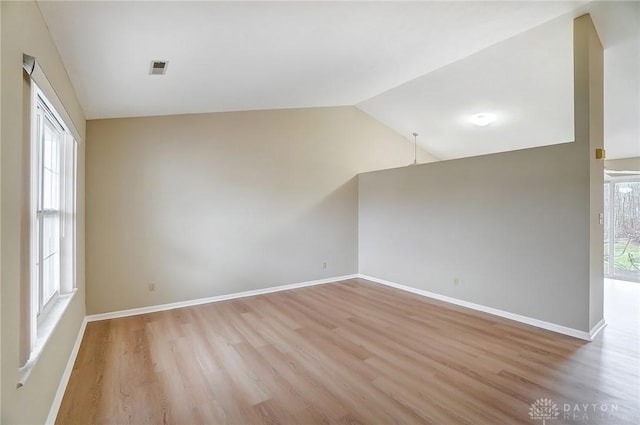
[87,141,363,315]
[152,176,359,299]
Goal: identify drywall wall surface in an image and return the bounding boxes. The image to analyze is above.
[1,1,86,424]
[358,141,591,331]
[0,1,3,417]
[574,14,604,330]
[86,106,435,314]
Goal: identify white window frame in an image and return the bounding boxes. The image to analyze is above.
[34,95,65,317]
[21,83,78,382]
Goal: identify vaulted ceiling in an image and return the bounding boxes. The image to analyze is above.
[37,1,638,160]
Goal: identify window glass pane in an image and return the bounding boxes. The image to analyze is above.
[43,168,52,210]
[37,108,64,312]
[42,117,60,210]
[42,213,60,304]
[604,182,610,275]
[42,252,59,304]
[612,181,640,281]
[42,214,59,259]
[43,125,52,169]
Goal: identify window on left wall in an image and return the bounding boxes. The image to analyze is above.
[20,83,78,382]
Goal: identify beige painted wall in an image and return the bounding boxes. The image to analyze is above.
[0,0,3,416]
[1,2,86,424]
[86,106,435,314]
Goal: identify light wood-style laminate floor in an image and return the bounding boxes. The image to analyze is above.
[56,278,639,424]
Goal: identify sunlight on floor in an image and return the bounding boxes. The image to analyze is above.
[604,278,640,335]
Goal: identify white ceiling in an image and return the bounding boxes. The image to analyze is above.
[37,1,638,160]
[595,1,640,160]
[358,1,640,160]
[359,15,575,160]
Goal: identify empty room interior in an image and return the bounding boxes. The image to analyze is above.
[2,1,640,424]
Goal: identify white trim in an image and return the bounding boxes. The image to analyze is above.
[25,56,82,143]
[18,291,77,387]
[358,274,602,341]
[589,318,607,340]
[86,274,359,322]
[45,317,87,425]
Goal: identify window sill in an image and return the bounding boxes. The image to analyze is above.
[17,289,77,388]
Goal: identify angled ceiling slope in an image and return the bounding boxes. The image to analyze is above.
[357,2,639,160]
[358,15,576,161]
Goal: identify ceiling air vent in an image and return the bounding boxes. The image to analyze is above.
[150,60,168,75]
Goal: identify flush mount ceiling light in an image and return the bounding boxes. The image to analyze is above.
[470,113,496,127]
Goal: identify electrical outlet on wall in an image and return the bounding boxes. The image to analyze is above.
[453,278,460,286]
[322,261,327,269]
[148,283,156,292]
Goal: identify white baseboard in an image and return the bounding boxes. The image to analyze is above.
[45,317,88,425]
[357,274,602,341]
[86,274,359,322]
[589,318,607,340]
